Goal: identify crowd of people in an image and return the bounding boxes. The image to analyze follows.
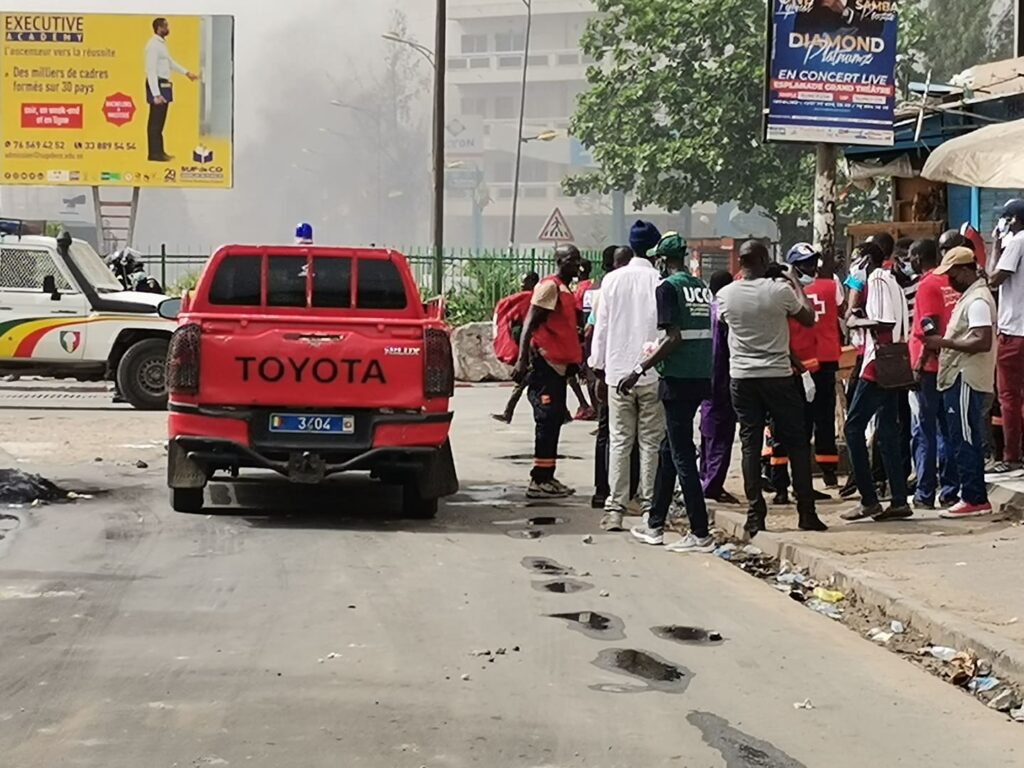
[494,199,1024,544]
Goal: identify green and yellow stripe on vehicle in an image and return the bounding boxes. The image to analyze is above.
[0,316,167,358]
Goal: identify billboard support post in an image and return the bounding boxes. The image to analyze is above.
[813,143,837,270]
[431,0,447,296]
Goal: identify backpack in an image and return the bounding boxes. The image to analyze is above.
[492,291,532,365]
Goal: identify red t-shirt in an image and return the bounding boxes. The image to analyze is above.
[910,269,960,373]
[788,315,819,371]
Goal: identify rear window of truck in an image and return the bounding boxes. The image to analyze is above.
[206,253,406,311]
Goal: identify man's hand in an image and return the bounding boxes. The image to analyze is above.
[616,371,641,397]
[923,335,943,352]
[153,95,167,105]
[187,71,199,82]
[511,358,529,385]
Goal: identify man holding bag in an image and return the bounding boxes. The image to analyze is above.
[842,242,913,521]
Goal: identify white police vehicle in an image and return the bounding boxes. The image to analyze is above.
[0,220,176,409]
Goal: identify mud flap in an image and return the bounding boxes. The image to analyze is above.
[168,439,207,489]
[415,439,459,499]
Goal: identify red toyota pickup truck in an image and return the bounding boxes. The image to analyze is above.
[158,245,457,517]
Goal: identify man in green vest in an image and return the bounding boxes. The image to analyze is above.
[923,246,997,518]
[617,233,715,552]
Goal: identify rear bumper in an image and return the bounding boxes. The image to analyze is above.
[168,403,453,483]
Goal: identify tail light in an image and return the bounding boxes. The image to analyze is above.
[424,327,454,399]
[166,323,201,395]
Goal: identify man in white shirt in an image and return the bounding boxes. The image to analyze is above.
[987,198,1024,473]
[842,242,912,522]
[589,221,665,531]
[145,17,198,162]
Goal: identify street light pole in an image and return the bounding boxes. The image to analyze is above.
[508,0,532,251]
[431,0,447,295]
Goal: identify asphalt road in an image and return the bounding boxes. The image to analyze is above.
[0,385,1020,767]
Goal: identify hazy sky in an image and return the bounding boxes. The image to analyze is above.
[5,1,438,248]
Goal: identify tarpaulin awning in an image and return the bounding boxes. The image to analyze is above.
[922,118,1024,187]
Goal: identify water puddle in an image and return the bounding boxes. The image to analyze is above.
[687,712,807,767]
[547,611,625,640]
[532,578,592,594]
[495,454,583,462]
[448,485,518,507]
[651,625,724,645]
[521,556,574,576]
[590,648,691,694]
[495,516,565,530]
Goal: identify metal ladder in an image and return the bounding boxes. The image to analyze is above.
[92,186,140,253]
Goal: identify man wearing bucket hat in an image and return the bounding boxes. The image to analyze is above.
[923,246,997,518]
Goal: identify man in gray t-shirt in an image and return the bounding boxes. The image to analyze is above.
[716,241,826,536]
[718,277,802,379]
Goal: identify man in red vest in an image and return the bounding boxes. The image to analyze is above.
[512,245,585,499]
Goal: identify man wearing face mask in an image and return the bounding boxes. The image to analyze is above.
[842,241,913,521]
[923,247,996,518]
[786,243,844,488]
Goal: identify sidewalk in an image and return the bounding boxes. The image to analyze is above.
[709,481,1024,685]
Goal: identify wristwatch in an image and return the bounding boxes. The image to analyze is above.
[633,364,645,376]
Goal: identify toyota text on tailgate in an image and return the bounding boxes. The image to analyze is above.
[162,245,457,517]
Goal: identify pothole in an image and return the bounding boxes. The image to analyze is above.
[548,611,625,640]
[590,648,691,694]
[507,528,545,540]
[532,579,592,594]
[652,625,724,645]
[521,556,574,576]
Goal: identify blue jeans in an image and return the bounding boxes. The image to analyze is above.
[845,379,908,506]
[650,393,708,537]
[943,376,988,505]
[913,372,960,504]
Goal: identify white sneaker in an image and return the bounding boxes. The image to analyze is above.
[600,511,625,531]
[630,525,664,545]
[665,533,715,553]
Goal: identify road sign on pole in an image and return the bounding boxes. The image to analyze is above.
[538,207,574,242]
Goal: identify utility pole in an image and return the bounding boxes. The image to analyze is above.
[508,0,532,250]
[1017,0,1024,57]
[813,144,837,273]
[431,0,447,295]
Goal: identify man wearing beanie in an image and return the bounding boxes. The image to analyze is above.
[589,221,666,531]
[619,233,715,551]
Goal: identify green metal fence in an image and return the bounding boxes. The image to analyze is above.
[140,245,603,325]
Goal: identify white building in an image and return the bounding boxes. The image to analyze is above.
[444,0,775,251]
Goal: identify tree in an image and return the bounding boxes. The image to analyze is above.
[566,0,812,245]
[565,0,980,244]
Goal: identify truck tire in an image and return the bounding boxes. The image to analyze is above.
[117,338,169,410]
[402,482,438,519]
[170,487,204,514]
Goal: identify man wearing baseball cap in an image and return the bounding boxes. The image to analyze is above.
[923,246,997,517]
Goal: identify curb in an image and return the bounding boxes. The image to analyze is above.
[713,504,1024,690]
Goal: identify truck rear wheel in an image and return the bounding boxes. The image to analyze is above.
[117,338,169,410]
[402,482,438,519]
[170,487,204,514]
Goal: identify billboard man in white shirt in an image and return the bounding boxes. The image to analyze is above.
[923,247,997,518]
[145,17,198,162]
[986,198,1024,474]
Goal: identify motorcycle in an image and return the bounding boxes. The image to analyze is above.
[105,247,164,294]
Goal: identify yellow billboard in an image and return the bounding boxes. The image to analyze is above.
[0,12,234,188]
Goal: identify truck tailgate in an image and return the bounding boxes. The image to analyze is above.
[196,316,427,410]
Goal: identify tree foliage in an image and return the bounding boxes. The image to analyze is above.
[566,0,1010,236]
[566,0,809,225]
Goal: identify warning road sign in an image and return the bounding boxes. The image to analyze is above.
[538,207,574,242]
